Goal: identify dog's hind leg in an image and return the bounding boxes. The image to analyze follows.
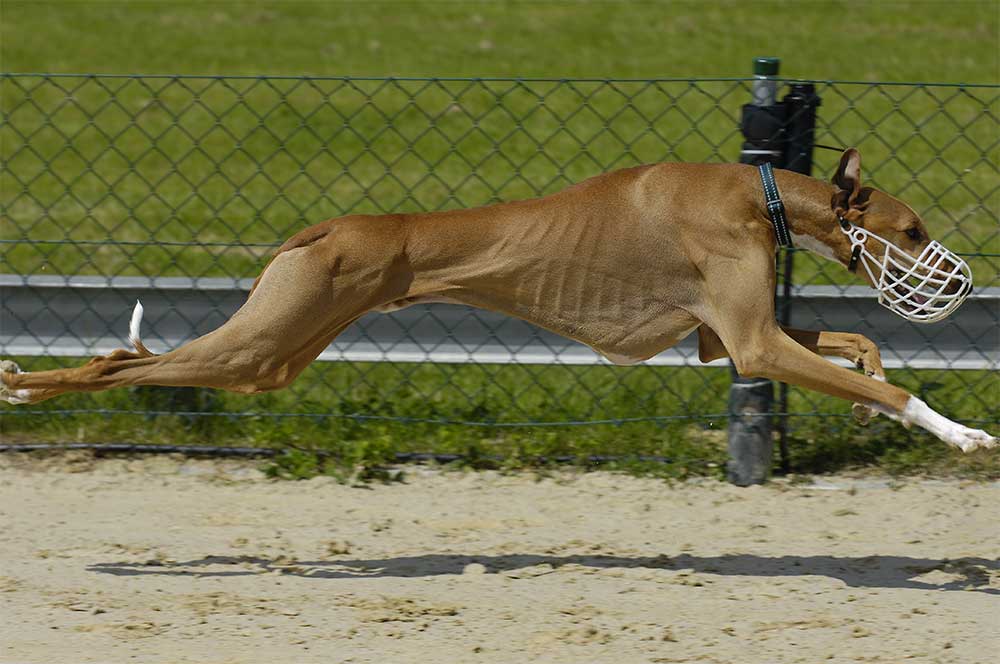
[1,240,399,404]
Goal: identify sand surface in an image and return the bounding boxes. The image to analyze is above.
[0,452,997,664]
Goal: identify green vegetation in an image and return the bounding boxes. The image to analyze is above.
[4,357,997,479]
[2,2,996,82]
[1,2,997,477]
[2,74,996,285]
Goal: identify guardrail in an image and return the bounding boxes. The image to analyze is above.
[3,274,996,370]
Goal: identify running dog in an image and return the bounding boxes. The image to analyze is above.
[1,149,995,452]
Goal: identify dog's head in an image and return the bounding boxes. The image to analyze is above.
[830,148,972,323]
[831,148,931,270]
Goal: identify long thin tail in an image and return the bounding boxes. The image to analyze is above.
[128,300,155,357]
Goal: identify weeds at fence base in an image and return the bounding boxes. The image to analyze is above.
[262,448,407,484]
[2,359,996,481]
[4,406,998,481]
[782,417,1000,479]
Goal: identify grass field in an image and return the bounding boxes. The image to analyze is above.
[2,75,997,282]
[5,357,998,479]
[1,1,998,477]
[3,2,997,82]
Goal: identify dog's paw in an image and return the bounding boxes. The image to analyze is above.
[0,360,29,405]
[947,426,997,453]
[852,402,876,426]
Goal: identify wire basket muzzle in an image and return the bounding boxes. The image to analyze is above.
[844,227,973,323]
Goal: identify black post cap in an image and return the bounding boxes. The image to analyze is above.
[753,57,781,76]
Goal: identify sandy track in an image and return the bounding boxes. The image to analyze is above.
[0,452,997,664]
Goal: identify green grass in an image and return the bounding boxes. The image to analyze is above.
[1,2,998,477]
[2,1,997,82]
[1,77,996,284]
[3,357,998,479]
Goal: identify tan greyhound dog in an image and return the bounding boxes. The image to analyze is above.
[1,148,995,452]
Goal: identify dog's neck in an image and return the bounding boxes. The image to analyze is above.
[770,169,847,264]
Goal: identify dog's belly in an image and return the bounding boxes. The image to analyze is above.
[373,292,699,365]
[373,295,464,313]
[594,313,701,365]
[452,289,700,364]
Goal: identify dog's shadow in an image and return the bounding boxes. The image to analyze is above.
[87,552,999,593]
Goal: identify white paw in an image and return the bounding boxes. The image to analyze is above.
[897,397,996,454]
[947,426,997,453]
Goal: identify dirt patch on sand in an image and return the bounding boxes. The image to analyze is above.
[0,452,997,663]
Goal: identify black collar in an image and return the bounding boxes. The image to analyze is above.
[758,162,793,248]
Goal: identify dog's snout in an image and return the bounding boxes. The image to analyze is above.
[937,257,967,295]
[944,276,969,297]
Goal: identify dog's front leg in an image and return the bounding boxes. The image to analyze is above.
[781,328,886,425]
[698,324,885,424]
[727,329,995,452]
[699,257,995,452]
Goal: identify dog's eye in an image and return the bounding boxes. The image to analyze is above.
[905,228,922,241]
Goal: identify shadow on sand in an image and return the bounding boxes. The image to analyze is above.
[88,552,999,593]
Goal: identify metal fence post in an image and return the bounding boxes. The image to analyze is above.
[727,57,784,486]
[774,82,821,472]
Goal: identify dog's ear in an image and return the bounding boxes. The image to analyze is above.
[831,148,863,218]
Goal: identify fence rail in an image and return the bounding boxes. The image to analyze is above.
[1,73,997,436]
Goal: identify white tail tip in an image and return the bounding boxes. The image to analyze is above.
[128,300,153,356]
[129,300,144,345]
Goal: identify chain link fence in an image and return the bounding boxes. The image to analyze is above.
[1,74,997,442]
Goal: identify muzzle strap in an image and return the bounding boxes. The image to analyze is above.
[840,216,861,272]
[758,162,793,248]
[847,246,861,273]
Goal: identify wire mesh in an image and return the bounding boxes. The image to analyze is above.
[1,74,997,434]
